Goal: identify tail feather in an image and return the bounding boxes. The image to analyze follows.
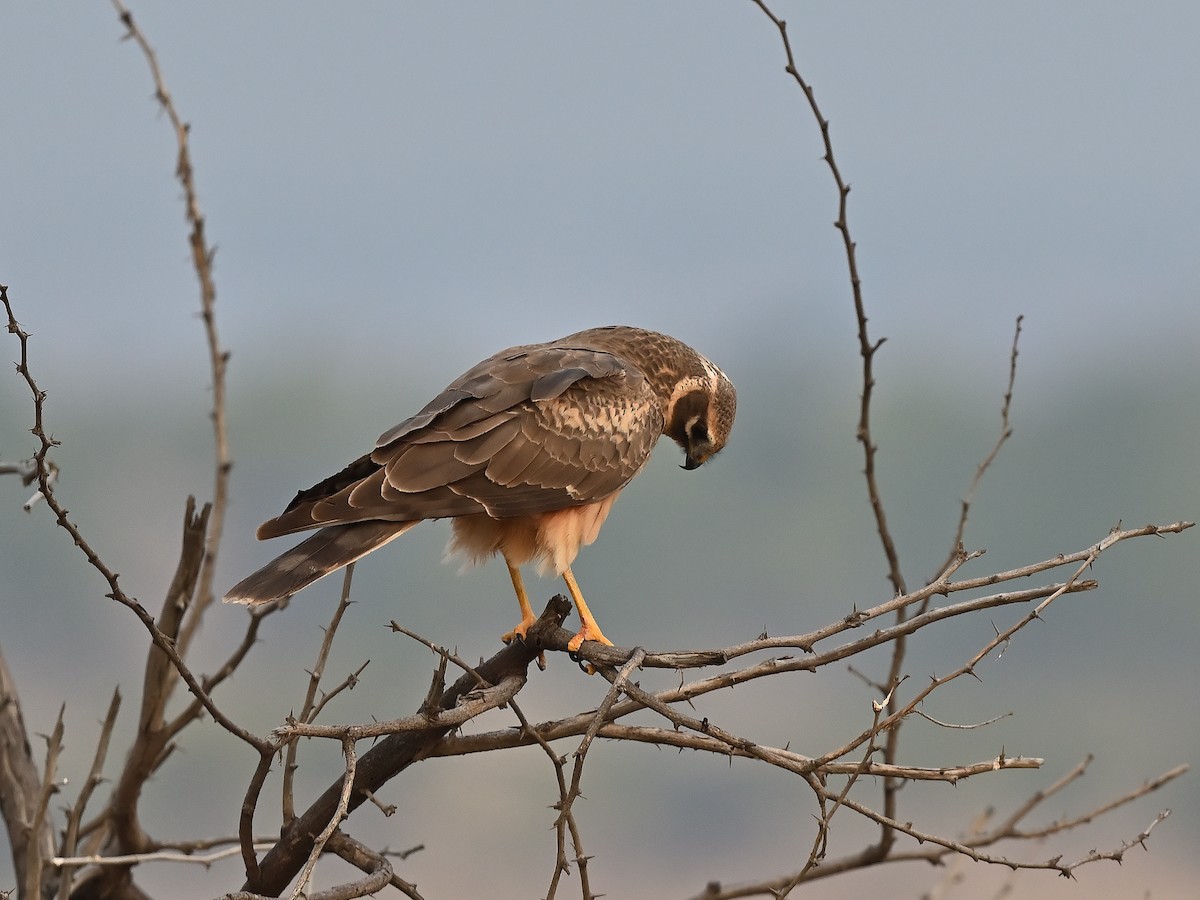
[223,521,417,605]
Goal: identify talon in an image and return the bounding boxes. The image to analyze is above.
[501,616,537,645]
[566,627,613,653]
[569,650,597,675]
[566,621,614,675]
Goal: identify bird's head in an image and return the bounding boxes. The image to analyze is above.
[665,357,737,471]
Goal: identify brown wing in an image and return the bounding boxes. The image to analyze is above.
[256,343,664,540]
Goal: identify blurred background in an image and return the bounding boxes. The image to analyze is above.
[2,2,1197,897]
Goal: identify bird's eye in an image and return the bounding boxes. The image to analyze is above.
[687,416,709,445]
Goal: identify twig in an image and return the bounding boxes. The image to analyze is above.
[283,564,360,824]
[509,697,574,900]
[939,314,1024,575]
[520,521,1190,677]
[291,737,358,900]
[276,673,523,741]
[389,622,487,678]
[165,599,279,741]
[326,831,421,900]
[52,842,277,868]
[309,660,371,726]
[749,0,901,597]
[914,709,1011,730]
[1010,764,1189,841]
[783,686,895,896]
[691,761,1184,898]
[57,689,122,900]
[109,0,231,651]
[25,705,65,899]
[547,648,646,899]
[438,723,1043,779]
[991,753,1094,835]
[0,647,57,895]
[106,497,211,856]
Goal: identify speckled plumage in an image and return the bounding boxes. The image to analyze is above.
[224,325,736,651]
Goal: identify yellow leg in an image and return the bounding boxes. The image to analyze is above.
[563,567,613,652]
[500,559,538,643]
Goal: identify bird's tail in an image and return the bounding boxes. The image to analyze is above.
[223,520,417,605]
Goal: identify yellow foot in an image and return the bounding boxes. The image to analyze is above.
[566,624,614,653]
[502,618,547,670]
[501,616,538,645]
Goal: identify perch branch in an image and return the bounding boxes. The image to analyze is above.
[243,596,570,896]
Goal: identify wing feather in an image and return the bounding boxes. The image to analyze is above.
[252,340,665,539]
[451,418,524,465]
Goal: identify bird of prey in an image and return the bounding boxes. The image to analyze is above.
[224,325,737,652]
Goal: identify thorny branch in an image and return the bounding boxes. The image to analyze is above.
[1,0,260,887]
[748,1,922,863]
[243,599,570,896]
[940,314,1025,575]
[2,296,270,756]
[109,0,231,650]
[56,689,121,900]
[750,0,901,597]
[746,2,1041,886]
[546,648,646,900]
[282,565,363,826]
[0,650,56,897]
[290,738,358,900]
[24,706,65,900]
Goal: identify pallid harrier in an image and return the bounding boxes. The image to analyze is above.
[224,325,736,652]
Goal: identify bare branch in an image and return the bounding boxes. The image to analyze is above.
[691,761,1185,898]
[283,564,361,825]
[52,841,275,869]
[0,649,57,897]
[548,648,646,899]
[164,599,278,741]
[291,738,358,899]
[749,0,902,596]
[913,708,1011,730]
[108,0,231,647]
[2,287,271,758]
[325,831,418,900]
[24,705,65,900]
[274,673,522,742]
[507,697,574,900]
[107,498,211,857]
[57,688,122,900]
[940,315,1025,573]
[244,596,570,896]
[1009,764,1189,841]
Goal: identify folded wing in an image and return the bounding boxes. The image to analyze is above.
[256,344,665,540]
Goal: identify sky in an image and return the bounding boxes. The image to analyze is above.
[1,2,1198,898]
